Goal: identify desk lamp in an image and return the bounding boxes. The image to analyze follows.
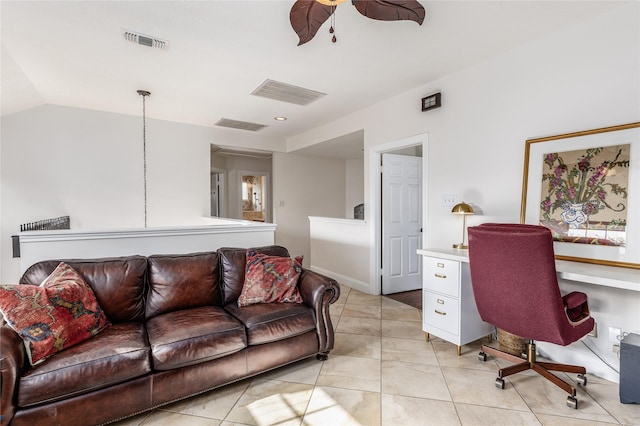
[452,202,474,249]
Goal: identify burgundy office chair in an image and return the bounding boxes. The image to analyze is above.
[467,223,595,409]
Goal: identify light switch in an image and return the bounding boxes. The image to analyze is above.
[443,194,457,207]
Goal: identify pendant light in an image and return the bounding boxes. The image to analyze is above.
[137,90,151,228]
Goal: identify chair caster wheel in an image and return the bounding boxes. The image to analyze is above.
[577,374,587,386]
[567,395,578,409]
[495,377,505,389]
[316,353,328,361]
[478,352,487,362]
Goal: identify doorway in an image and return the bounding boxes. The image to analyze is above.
[369,133,428,295]
[240,172,270,223]
[210,170,225,217]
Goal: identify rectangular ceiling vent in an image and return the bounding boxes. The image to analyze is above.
[123,30,169,50]
[251,79,326,106]
[215,118,267,132]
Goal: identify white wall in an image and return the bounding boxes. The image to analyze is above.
[309,217,369,292]
[345,158,364,219]
[0,105,282,282]
[289,3,640,381]
[272,152,345,267]
[291,2,639,275]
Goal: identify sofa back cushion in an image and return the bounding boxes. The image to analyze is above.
[146,252,221,319]
[218,245,290,305]
[20,256,148,323]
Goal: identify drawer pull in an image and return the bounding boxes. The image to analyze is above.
[434,310,447,316]
[437,299,444,304]
[437,262,445,268]
[434,273,447,279]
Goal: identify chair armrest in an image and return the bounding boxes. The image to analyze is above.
[298,269,341,354]
[562,291,591,325]
[562,292,588,310]
[1,325,26,426]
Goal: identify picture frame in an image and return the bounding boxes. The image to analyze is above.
[421,92,441,112]
[521,122,640,269]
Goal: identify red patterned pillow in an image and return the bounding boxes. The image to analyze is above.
[0,262,110,365]
[237,250,304,307]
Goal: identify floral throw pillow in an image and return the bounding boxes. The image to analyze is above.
[237,250,304,307]
[0,262,110,365]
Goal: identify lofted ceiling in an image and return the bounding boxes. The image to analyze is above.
[1,1,624,151]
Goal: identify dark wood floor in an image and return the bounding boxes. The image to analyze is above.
[384,289,421,310]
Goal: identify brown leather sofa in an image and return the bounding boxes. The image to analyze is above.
[0,245,340,425]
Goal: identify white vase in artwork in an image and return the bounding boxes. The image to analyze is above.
[560,202,588,229]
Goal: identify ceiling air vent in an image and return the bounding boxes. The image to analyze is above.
[251,79,326,106]
[123,30,169,50]
[215,118,267,132]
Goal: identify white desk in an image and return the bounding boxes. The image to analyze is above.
[418,248,493,354]
[417,248,640,292]
[417,248,640,356]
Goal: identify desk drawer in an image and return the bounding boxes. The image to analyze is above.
[424,257,460,297]
[423,291,459,336]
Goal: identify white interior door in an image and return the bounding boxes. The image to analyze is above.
[382,153,422,294]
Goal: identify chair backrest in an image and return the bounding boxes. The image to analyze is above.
[467,223,579,345]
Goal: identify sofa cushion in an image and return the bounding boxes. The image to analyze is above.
[218,245,290,305]
[20,256,148,323]
[238,250,303,307]
[146,252,221,319]
[0,262,111,365]
[146,306,247,370]
[17,322,151,407]
[225,303,316,346]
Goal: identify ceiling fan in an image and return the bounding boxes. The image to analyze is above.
[290,0,426,45]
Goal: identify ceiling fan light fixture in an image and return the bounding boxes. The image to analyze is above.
[290,0,426,45]
[315,0,348,5]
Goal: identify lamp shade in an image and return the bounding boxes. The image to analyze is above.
[451,202,474,215]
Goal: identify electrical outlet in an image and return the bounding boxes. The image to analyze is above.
[609,326,621,343]
[587,322,597,338]
[443,194,457,207]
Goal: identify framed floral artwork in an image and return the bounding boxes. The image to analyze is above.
[521,122,640,269]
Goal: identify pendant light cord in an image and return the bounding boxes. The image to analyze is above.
[330,3,337,43]
[137,90,151,228]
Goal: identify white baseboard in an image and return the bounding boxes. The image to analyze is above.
[537,340,620,383]
[309,265,372,294]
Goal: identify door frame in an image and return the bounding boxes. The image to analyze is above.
[238,170,271,223]
[210,167,226,218]
[368,133,429,295]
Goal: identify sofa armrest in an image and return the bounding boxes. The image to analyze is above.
[298,269,340,354]
[1,325,26,426]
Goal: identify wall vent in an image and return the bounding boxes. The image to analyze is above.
[123,30,169,50]
[215,118,267,132]
[251,79,326,106]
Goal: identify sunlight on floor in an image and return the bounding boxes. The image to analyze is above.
[246,387,361,426]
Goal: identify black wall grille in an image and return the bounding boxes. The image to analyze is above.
[13,216,71,257]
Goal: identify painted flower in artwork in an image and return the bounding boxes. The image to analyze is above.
[540,144,630,245]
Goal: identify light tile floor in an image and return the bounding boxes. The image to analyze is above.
[114,286,640,426]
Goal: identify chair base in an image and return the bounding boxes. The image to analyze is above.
[479,342,587,409]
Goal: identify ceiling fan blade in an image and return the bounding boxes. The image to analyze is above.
[290,0,334,45]
[353,0,425,25]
